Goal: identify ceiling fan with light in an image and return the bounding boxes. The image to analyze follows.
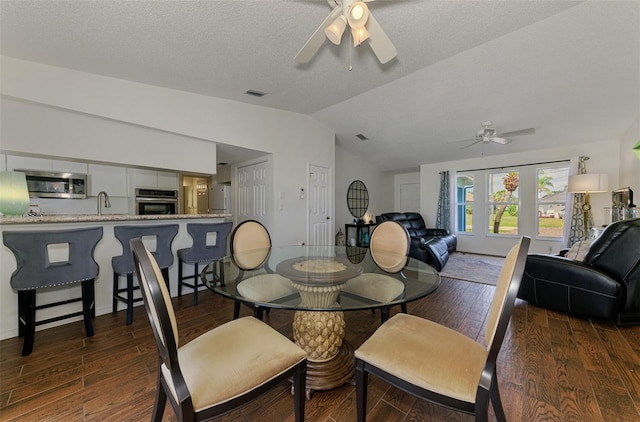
[447,121,535,149]
[294,0,397,65]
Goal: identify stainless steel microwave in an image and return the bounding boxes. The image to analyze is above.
[17,169,88,199]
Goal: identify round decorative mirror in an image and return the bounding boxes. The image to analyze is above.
[347,180,369,219]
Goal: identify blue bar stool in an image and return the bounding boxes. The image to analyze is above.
[177,222,232,305]
[112,224,178,325]
[3,227,103,356]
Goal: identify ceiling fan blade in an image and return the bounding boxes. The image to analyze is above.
[294,5,342,64]
[491,137,509,145]
[460,140,483,150]
[497,128,535,138]
[365,12,397,64]
[447,137,478,144]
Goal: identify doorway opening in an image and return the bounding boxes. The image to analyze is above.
[180,174,213,214]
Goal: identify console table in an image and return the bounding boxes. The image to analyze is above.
[344,223,376,247]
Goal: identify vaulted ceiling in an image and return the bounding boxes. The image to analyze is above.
[1,1,638,171]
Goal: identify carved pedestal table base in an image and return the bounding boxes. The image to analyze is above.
[277,256,363,397]
[291,277,354,396]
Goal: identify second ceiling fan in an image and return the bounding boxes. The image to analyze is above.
[448,121,535,150]
[294,0,397,65]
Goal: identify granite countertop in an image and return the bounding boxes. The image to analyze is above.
[0,213,232,225]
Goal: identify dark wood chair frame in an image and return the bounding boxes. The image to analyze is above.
[355,236,530,422]
[130,238,307,422]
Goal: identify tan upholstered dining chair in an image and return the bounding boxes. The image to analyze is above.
[354,236,530,421]
[130,238,307,422]
[343,220,411,323]
[230,220,297,320]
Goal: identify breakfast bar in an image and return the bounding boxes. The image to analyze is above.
[0,213,231,341]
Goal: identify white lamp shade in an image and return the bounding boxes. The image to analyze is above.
[325,15,347,45]
[568,173,609,193]
[348,2,369,29]
[351,26,370,46]
[0,171,30,215]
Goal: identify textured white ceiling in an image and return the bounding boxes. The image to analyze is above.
[1,0,638,171]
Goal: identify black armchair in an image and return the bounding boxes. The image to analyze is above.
[518,218,640,325]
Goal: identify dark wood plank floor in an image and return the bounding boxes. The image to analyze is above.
[1,277,639,421]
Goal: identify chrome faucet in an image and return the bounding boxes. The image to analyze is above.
[97,191,111,216]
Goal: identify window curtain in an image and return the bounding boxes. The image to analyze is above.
[436,170,450,230]
[565,156,589,247]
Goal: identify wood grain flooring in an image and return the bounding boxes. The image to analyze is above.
[1,276,639,421]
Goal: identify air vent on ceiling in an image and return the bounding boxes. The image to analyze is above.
[356,134,368,141]
[245,90,267,98]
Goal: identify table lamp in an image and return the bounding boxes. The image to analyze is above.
[568,173,608,239]
[0,171,31,216]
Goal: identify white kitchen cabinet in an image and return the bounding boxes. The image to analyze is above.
[7,155,51,171]
[51,160,88,174]
[88,164,128,197]
[216,165,231,184]
[157,171,179,189]
[7,155,87,174]
[129,168,178,190]
[130,168,158,189]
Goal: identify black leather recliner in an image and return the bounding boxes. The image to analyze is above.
[518,218,640,325]
[376,212,457,272]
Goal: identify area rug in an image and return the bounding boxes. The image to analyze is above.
[439,252,505,286]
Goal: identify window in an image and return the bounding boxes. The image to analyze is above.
[487,171,519,235]
[537,166,569,238]
[456,175,473,233]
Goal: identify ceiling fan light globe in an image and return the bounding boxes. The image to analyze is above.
[348,2,369,29]
[325,15,347,45]
[351,26,370,46]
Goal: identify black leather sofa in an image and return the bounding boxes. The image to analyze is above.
[376,212,457,272]
[518,218,640,325]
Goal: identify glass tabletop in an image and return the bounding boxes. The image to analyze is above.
[201,245,440,312]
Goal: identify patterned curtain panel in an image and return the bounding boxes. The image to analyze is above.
[436,170,450,230]
[567,156,589,246]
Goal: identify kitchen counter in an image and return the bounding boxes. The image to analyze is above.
[0,213,232,225]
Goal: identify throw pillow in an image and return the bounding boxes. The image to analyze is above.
[564,239,594,261]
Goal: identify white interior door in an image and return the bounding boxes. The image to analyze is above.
[237,161,269,227]
[308,164,332,245]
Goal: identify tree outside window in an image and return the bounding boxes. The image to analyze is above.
[488,171,519,235]
[537,166,569,238]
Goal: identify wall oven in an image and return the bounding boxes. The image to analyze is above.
[135,188,178,215]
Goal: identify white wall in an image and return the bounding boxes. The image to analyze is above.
[619,117,640,196]
[0,57,335,246]
[334,145,394,238]
[420,139,622,256]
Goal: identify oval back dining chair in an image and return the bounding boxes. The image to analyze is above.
[229,220,297,320]
[369,220,411,274]
[130,237,307,422]
[354,236,530,421]
[343,221,410,323]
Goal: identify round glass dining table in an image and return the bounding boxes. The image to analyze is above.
[201,245,440,395]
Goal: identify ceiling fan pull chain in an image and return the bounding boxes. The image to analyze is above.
[348,31,353,71]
